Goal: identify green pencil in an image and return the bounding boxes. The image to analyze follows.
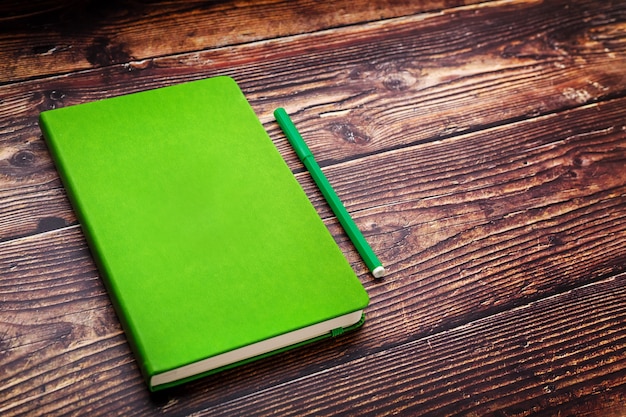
[274,108,385,279]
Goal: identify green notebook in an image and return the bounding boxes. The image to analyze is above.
[39,76,369,391]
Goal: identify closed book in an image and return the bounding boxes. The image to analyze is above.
[39,76,369,391]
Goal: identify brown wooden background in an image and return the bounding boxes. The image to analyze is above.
[2,0,626,415]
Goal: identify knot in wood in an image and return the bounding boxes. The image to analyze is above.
[382,71,417,92]
[10,150,35,167]
[328,122,371,145]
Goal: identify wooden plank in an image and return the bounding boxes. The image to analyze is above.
[200,274,626,416]
[0,184,74,242]
[1,0,624,188]
[2,225,625,415]
[1,0,624,244]
[1,95,625,415]
[0,0,482,82]
[0,227,148,416]
[1,0,625,414]
[3,91,625,248]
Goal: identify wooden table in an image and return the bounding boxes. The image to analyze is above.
[2,0,626,415]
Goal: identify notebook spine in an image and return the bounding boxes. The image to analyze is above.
[39,112,153,384]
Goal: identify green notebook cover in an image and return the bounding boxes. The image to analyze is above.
[39,76,369,391]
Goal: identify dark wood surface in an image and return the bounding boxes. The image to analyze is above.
[1,0,626,415]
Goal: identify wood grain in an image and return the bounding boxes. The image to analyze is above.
[1,95,625,415]
[0,0,481,83]
[1,0,626,415]
[0,184,75,242]
[3,228,626,416]
[2,0,625,156]
[2,0,625,241]
[201,274,626,416]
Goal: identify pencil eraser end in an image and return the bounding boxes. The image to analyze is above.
[372,266,386,279]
